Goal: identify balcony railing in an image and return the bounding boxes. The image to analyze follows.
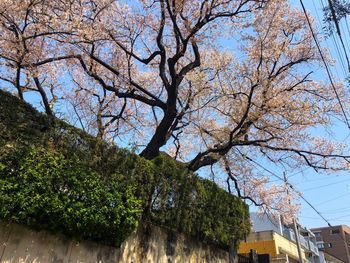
[283,228,319,256]
[246,229,320,257]
[308,241,319,255]
[300,236,310,250]
[244,230,274,242]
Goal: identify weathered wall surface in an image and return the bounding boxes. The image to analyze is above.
[0,221,229,263]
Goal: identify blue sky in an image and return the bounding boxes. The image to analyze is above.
[211,0,350,230]
[272,0,350,229]
[1,0,349,230]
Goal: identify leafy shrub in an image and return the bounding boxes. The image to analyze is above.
[0,146,142,246]
[0,89,250,248]
[147,155,250,249]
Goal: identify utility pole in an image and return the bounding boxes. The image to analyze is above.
[292,218,304,263]
[284,172,304,263]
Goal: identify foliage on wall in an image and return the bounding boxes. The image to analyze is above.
[0,90,250,248]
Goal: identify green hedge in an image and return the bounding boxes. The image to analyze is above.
[0,89,250,248]
[149,156,250,248]
[0,146,143,246]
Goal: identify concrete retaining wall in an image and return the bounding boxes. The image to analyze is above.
[0,221,229,263]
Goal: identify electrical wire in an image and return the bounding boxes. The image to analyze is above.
[294,174,348,184]
[242,153,350,238]
[242,153,333,226]
[325,0,350,71]
[242,152,350,245]
[289,183,333,226]
[315,192,350,206]
[302,177,350,191]
[319,0,350,77]
[331,33,348,75]
[312,0,348,76]
[300,0,350,129]
[321,206,350,213]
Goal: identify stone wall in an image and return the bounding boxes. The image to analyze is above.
[0,221,229,263]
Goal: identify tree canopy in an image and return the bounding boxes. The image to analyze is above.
[0,0,349,219]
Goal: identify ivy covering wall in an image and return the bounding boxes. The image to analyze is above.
[0,89,250,249]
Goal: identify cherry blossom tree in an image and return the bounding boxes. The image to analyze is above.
[0,0,72,115]
[1,0,350,219]
[64,67,141,141]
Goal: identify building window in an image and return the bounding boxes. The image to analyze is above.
[330,229,340,234]
[328,243,332,248]
[314,232,321,237]
[317,243,325,249]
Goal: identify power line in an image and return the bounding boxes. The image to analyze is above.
[300,215,321,220]
[302,177,350,191]
[241,153,333,226]
[288,167,311,178]
[314,192,350,206]
[294,173,348,184]
[339,18,350,60]
[243,155,284,181]
[290,184,332,227]
[331,33,348,75]
[326,0,350,72]
[321,206,350,213]
[329,213,350,220]
[319,0,350,77]
[345,16,350,38]
[312,0,348,76]
[300,0,350,129]
[243,153,350,250]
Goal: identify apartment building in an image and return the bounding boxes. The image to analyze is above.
[320,250,345,263]
[311,225,350,263]
[238,213,327,263]
[239,230,309,263]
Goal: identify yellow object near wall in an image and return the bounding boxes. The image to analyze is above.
[238,240,277,257]
[273,233,307,261]
[238,231,308,262]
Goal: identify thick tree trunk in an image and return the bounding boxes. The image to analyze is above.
[16,66,24,100]
[140,90,177,159]
[96,107,104,140]
[33,77,53,116]
[140,110,176,159]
